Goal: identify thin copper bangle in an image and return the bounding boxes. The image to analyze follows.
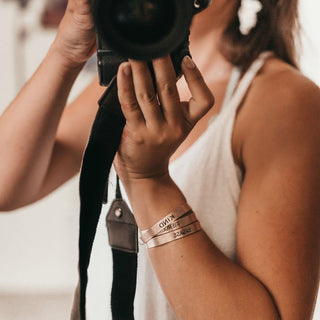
[140,203,192,243]
[146,221,201,249]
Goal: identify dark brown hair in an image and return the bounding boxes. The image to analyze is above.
[220,0,300,71]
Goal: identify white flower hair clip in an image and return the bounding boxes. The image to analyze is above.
[238,0,263,36]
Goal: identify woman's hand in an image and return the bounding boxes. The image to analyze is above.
[51,0,96,68]
[114,55,214,185]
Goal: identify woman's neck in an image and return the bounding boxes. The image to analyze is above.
[188,2,237,83]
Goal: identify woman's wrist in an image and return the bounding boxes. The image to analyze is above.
[122,173,187,230]
[48,41,87,74]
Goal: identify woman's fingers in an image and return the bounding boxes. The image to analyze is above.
[118,56,214,131]
[181,56,215,125]
[117,62,144,127]
[152,56,181,123]
[129,60,164,126]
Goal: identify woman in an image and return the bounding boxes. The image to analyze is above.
[0,0,319,319]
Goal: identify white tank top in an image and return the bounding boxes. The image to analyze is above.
[133,52,272,320]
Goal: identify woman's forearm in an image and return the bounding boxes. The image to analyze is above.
[0,45,83,210]
[124,175,280,320]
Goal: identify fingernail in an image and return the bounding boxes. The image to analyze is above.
[183,56,196,69]
[123,63,131,76]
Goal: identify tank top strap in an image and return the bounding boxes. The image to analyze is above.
[222,51,273,116]
[220,67,242,111]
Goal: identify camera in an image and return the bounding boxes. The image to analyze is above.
[91,0,212,86]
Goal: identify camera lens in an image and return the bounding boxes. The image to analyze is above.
[92,0,194,59]
[111,0,175,45]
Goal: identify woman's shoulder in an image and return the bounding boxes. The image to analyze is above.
[251,56,320,111]
[233,56,320,169]
[238,56,320,129]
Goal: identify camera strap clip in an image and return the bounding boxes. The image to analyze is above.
[106,176,138,254]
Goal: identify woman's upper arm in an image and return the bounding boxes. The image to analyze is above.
[235,71,320,320]
[38,76,105,199]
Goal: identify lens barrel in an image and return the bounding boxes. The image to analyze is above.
[92,0,195,60]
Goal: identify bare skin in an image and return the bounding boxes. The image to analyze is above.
[0,0,319,319]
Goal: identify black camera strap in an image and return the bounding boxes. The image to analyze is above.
[71,77,138,320]
[106,175,138,320]
[71,40,190,320]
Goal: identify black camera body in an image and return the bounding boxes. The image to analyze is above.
[91,0,211,86]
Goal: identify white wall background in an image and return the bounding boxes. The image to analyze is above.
[0,0,319,319]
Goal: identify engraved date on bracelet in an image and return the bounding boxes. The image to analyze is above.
[173,227,192,238]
